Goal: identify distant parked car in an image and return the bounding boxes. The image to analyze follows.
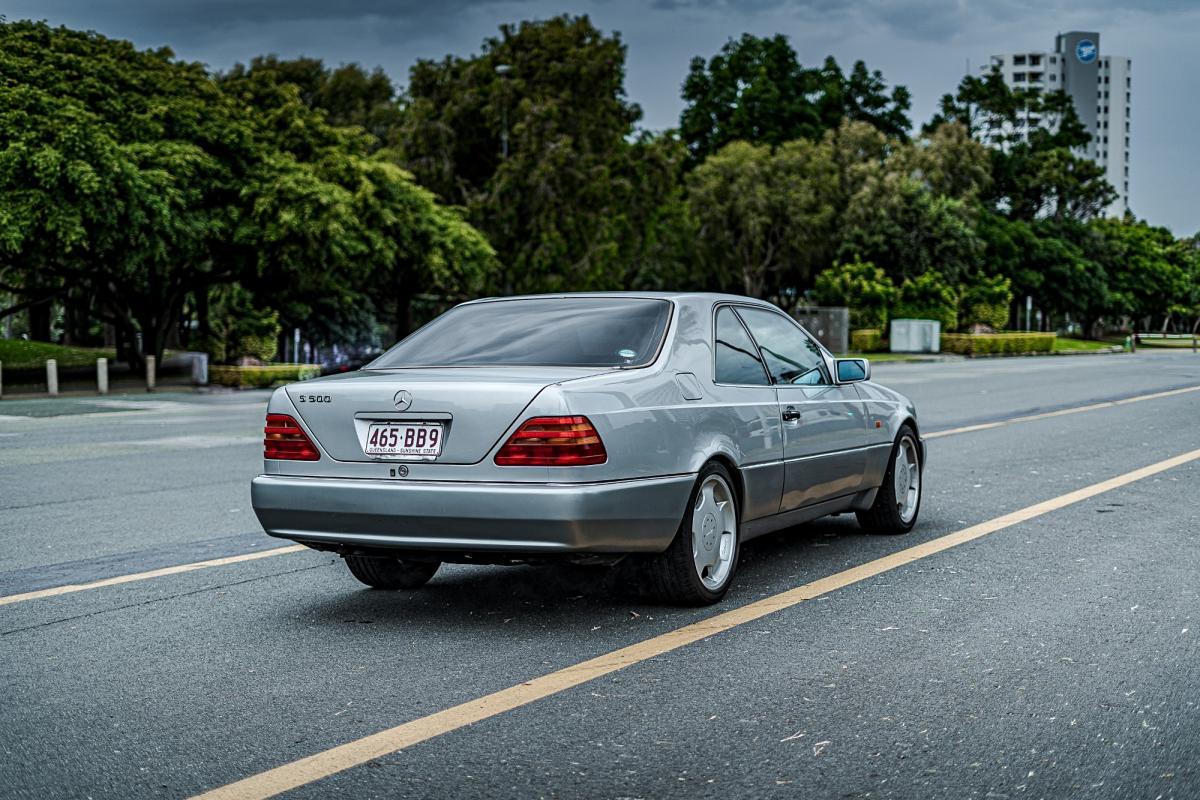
[251,293,924,605]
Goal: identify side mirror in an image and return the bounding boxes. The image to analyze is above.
[835,357,870,384]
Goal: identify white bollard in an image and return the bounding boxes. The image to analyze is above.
[46,359,59,396]
[191,352,208,386]
[145,355,156,392]
[97,358,108,395]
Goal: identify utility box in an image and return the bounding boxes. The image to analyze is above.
[191,352,209,385]
[890,319,941,353]
[793,306,849,354]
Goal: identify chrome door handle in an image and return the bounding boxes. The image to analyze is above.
[782,406,801,422]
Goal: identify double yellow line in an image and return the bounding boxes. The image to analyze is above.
[192,445,1200,800]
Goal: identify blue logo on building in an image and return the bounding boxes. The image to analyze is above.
[1076,39,1097,63]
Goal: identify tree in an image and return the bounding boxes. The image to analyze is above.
[221,56,405,147]
[1091,218,1189,328]
[929,67,1114,222]
[0,21,494,367]
[221,66,496,343]
[894,122,991,202]
[685,139,836,303]
[680,34,910,165]
[398,15,681,297]
[0,21,257,367]
[814,57,911,140]
[840,176,984,286]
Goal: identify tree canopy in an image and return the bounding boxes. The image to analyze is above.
[1,17,1195,369]
[680,34,910,165]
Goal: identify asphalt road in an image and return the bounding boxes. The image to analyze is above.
[1,351,1198,799]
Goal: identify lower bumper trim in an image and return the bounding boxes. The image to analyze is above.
[251,473,695,554]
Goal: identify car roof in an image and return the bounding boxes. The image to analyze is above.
[460,291,778,307]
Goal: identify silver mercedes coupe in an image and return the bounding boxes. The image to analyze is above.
[251,293,924,605]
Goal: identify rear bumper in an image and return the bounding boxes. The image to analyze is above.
[251,473,695,554]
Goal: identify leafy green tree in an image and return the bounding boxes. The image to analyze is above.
[0,21,494,368]
[680,34,910,165]
[0,21,256,367]
[221,56,405,146]
[840,176,984,286]
[930,67,1113,222]
[398,15,682,297]
[894,122,992,202]
[813,57,912,140]
[685,139,836,303]
[222,66,496,342]
[1091,218,1190,327]
[812,260,897,329]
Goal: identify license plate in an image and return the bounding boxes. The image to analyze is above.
[362,422,444,459]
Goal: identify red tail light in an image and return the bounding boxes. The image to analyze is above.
[264,414,320,461]
[494,416,607,466]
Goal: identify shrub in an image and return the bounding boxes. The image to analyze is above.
[894,272,958,332]
[958,274,1013,331]
[940,333,1056,356]
[812,260,897,330]
[203,284,281,364]
[850,328,884,352]
[208,364,320,388]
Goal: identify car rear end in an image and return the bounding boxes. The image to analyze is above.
[250,296,696,562]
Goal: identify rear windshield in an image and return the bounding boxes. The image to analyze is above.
[368,298,673,369]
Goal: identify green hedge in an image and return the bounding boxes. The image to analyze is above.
[941,333,1056,356]
[850,328,884,352]
[0,339,116,370]
[208,364,321,388]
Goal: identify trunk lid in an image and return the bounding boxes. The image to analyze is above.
[285,367,604,464]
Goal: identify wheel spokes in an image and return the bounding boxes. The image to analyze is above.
[692,476,736,589]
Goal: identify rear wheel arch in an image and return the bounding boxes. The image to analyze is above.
[702,453,744,521]
[899,416,924,468]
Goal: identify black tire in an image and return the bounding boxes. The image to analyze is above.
[645,462,741,606]
[344,555,440,590]
[856,425,922,535]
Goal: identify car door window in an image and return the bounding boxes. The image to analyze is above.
[714,307,770,385]
[736,307,829,386]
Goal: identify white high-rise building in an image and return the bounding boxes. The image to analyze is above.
[981,31,1131,217]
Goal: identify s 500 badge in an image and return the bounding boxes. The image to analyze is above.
[298,395,332,403]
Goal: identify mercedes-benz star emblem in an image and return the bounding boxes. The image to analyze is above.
[393,390,413,411]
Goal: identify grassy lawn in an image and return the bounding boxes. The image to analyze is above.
[0,339,116,369]
[1054,337,1123,352]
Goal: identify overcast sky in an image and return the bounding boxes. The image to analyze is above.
[7,0,1197,234]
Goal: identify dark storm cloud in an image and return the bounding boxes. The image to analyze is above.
[21,0,523,28]
[12,0,1194,45]
[644,0,1196,41]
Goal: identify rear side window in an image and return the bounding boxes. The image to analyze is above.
[369,298,672,369]
[714,307,770,385]
[736,306,829,385]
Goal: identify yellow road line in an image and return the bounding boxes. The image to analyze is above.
[190,446,1200,800]
[0,545,307,607]
[925,384,1200,439]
